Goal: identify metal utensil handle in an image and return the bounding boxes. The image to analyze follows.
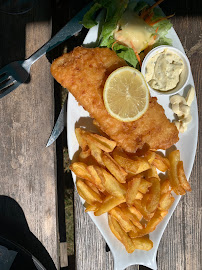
[27,2,92,65]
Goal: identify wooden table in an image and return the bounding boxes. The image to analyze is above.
[0,1,201,270]
[0,1,59,269]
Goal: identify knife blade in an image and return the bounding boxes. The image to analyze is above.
[46,3,93,147]
[46,99,67,147]
[46,2,92,53]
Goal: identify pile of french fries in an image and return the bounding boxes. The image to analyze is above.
[70,128,191,253]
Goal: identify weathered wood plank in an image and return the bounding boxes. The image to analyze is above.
[74,190,140,270]
[60,242,68,267]
[0,1,59,269]
[74,192,113,270]
[157,12,202,270]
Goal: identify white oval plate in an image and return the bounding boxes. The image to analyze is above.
[67,4,198,270]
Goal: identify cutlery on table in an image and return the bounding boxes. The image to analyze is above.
[0,2,92,99]
[46,99,67,147]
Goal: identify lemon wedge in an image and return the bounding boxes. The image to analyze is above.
[103,66,150,122]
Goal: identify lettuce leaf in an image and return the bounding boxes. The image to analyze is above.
[81,2,102,29]
[81,0,128,45]
[99,0,129,46]
[133,1,149,13]
[152,36,172,47]
[152,7,172,38]
[111,39,139,67]
[116,48,139,67]
[81,0,173,68]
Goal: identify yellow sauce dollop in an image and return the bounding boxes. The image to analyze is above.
[114,11,155,54]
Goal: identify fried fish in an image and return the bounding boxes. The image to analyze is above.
[51,47,179,153]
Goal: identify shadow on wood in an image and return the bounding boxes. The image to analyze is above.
[0,196,56,270]
[0,195,57,270]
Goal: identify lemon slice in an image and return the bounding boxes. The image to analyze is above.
[103,66,150,122]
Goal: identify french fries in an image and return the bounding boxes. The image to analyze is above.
[168,150,191,195]
[128,206,143,221]
[177,161,192,191]
[138,179,152,194]
[76,179,102,204]
[109,215,136,253]
[70,128,191,253]
[145,177,160,213]
[84,202,101,212]
[108,214,122,241]
[160,179,171,194]
[85,180,101,195]
[144,209,168,234]
[75,128,88,151]
[132,236,153,251]
[75,128,116,152]
[159,191,175,211]
[146,165,159,178]
[109,207,137,232]
[151,152,170,172]
[126,176,141,205]
[87,140,104,166]
[119,204,143,230]
[144,150,156,164]
[70,162,92,182]
[94,195,126,216]
[86,165,105,192]
[133,200,154,221]
[113,152,151,175]
[102,152,127,183]
[79,149,91,161]
[95,167,126,198]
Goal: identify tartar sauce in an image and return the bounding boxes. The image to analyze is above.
[145,49,184,91]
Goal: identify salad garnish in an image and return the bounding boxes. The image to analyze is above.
[81,0,173,69]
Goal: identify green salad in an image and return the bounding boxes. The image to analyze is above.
[81,0,173,69]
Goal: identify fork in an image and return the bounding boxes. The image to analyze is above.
[0,2,92,99]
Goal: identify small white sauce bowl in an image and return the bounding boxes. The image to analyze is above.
[141,45,191,95]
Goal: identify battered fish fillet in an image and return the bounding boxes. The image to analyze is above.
[51,47,179,153]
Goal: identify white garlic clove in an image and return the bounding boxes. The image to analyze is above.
[172,104,183,117]
[172,103,180,115]
[182,124,187,132]
[179,104,190,116]
[180,97,187,105]
[182,115,192,124]
[186,86,195,106]
[174,120,180,131]
[170,94,187,105]
[179,123,187,133]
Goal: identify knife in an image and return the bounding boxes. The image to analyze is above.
[45,2,92,53]
[46,3,93,147]
[46,99,67,147]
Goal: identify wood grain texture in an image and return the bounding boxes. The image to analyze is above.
[60,242,68,267]
[74,191,139,270]
[74,192,110,270]
[0,1,59,269]
[73,2,201,270]
[157,12,202,270]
